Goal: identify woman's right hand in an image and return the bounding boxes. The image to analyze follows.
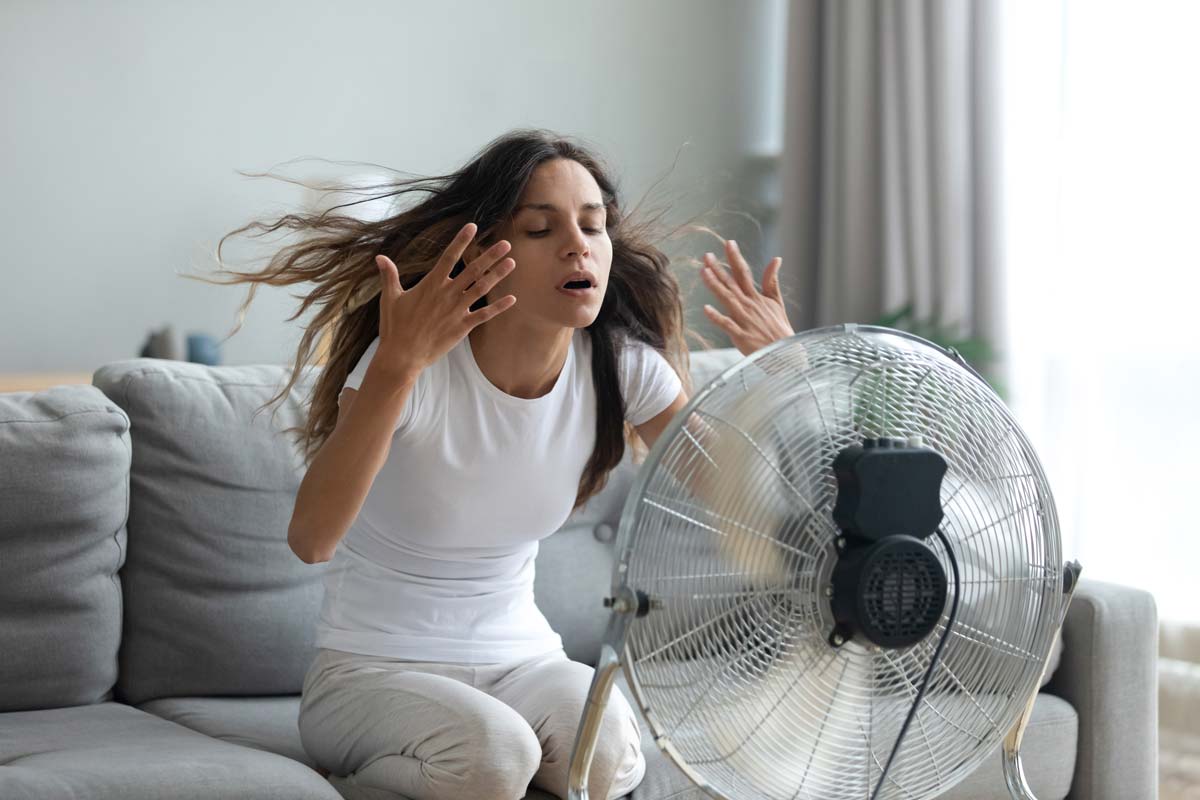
[371,222,516,383]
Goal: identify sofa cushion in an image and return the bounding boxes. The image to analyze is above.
[138,686,674,800]
[92,359,324,705]
[137,681,690,800]
[138,695,315,768]
[0,385,130,713]
[535,522,619,665]
[0,702,339,799]
[934,690,1077,799]
[136,680,1075,800]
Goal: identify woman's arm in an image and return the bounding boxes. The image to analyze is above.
[286,364,418,564]
[288,222,518,564]
[634,390,721,500]
[633,388,792,584]
[634,389,689,452]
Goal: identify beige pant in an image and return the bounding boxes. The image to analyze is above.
[298,647,646,800]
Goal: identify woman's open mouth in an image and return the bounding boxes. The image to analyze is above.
[557,273,598,298]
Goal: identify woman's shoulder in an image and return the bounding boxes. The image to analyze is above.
[343,335,453,396]
[614,332,669,362]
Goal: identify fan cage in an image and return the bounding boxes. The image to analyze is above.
[613,325,1063,800]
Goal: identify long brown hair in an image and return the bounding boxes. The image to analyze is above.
[198,128,711,509]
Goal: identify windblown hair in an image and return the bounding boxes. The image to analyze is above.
[198,128,710,509]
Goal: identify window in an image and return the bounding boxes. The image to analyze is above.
[1002,0,1200,623]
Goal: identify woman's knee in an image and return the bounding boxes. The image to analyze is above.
[457,707,543,799]
[592,695,646,798]
[546,692,644,800]
[299,671,542,799]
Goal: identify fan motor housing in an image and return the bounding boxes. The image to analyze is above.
[832,438,947,543]
[830,439,950,649]
[831,535,948,648]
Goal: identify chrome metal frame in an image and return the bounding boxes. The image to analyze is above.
[1001,561,1083,799]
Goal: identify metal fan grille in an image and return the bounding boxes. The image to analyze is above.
[615,325,1062,800]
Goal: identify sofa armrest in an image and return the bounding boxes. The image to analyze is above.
[1045,578,1158,800]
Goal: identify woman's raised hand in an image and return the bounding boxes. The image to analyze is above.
[701,239,795,357]
[372,222,516,383]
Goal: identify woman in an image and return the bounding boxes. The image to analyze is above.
[216,129,793,800]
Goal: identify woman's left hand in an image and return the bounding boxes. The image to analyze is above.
[701,240,795,357]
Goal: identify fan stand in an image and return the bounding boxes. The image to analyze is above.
[1001,561,1083,800]
[566,587,644,800]
[568,564,1083,800]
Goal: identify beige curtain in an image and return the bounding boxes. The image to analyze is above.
[778,0,1006,376]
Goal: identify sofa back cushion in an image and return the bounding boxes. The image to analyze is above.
[93,359,321,705]
[536,347,743,664]
[0,385,130,712]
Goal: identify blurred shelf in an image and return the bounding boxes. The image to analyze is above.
[0,373,94,392]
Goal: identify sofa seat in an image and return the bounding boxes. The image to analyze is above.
[138,695,317,769]
[0,702,339,800]
[137,682,688,800]
[132,676,1074,800]
[898,690,1077,799]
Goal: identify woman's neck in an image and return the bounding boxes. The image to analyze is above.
[468,319,575,400]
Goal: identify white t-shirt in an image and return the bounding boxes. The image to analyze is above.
[313,327,682,663]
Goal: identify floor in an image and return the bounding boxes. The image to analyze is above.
[1161,648,1200,799]
[1162,732,1200,799]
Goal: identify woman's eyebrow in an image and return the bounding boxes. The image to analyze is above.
[515,202,605,213]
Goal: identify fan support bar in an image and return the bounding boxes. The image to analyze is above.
[568,587,638,800]
[1001,560,1083,799]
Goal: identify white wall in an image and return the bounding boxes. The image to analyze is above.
[0,0,787,370]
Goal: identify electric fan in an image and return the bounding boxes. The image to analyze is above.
[567,324,1081,800]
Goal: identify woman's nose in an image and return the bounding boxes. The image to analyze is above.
[563,228,590,258]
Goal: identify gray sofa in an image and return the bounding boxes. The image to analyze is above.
[0,348,1157,800]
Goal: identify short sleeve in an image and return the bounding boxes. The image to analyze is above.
[619,340,683,426]
[340,337,421,434]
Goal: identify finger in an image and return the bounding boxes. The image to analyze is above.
[704,252,741,295]
[725,240,758,296]
[375,255,403,297]
[702,254,744,311]
[703,303,744,336]
[466,294,516,326]
[459,239,512,286]
[434,222,478,281]
[463,257,515,304]
[763,257,783,302]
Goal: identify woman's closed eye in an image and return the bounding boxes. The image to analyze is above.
[527,227,604,237]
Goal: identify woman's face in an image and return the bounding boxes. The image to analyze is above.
[479,158,613,329]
